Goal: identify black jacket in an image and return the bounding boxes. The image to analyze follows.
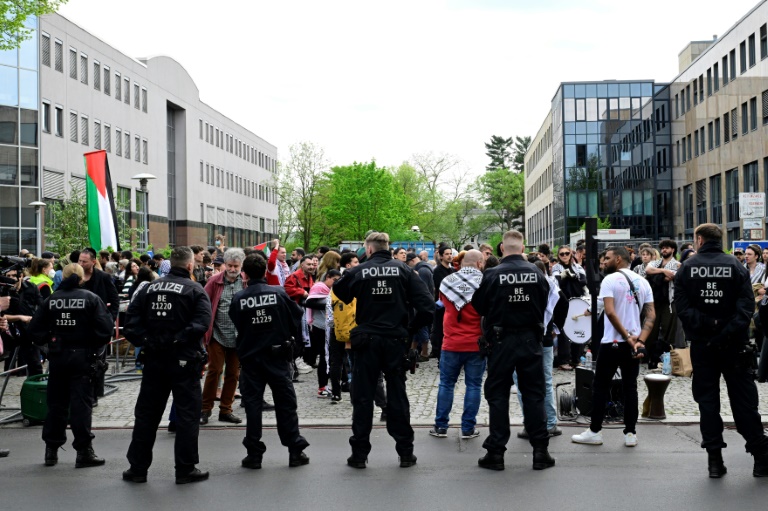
[433,263,454,300]
[124,267,212,359]
[333,250,434,337]
[81,268,120,320]
[4,279,42,340]
[413,261,435,297]
[674,241,753,344]
[228,278,303,364]
[473,254,550,337]
[27,275,114,350]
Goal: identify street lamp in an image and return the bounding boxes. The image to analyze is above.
[131,173,156,250]
[29,201,46,256]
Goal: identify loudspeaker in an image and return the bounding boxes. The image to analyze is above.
[574,366,623,416]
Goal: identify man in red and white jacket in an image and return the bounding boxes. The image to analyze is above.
[266,239,291,286]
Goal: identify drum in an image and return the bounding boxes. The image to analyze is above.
[642,374,672,420]
[563,297,591,344]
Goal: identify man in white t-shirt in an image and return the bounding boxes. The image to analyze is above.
[572,246,656,448]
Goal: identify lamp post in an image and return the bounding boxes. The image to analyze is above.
[29,201,46,256]
[131,173,156,250]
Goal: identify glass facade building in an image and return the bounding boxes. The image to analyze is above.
[0,16,40,254]
[550,81,673,244]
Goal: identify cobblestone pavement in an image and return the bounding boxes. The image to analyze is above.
[2,355,767,428]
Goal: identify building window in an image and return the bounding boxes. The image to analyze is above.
[93,61,100,90]
[694,130,700,157]
[104,125,111,152]
[750,97,758,131]
[706,69,712,96]
[749,33,756,67]
[698,75,703,103]
[676,140,680,165]
[115,128,122,156]
[710,174,722,224]
[142,139,147,164]
[199,119,203,139]
[725,168,739,223]
[103,66,110,95]
[205,122,209,143]
[69,111,78,142]
[80,53,88,84]
[81,115,88,146]
[675,94,679,118]
[723,55,729,85]
[69,48,77,79]
[54,106,63,137]
[687,134,692,161]
[115,72,121,101]
[124,132,130,160]
[94,120,101,149]
[41,102,51,133]
[744,161,759,192]
[116,186,131,242]
[133,83,139,110]
[731,108,738,140]
[41,33,50,67]
[724,112,730,143]
[730,49,737,80]
[708,121,713,151]
[696,179,707,225]
[714,62,719,91]
[134,135,140,161]
[201,161,204,182]
[762,24,768,60]
[742,102,749,135]
[686,84,691,110]
[714,117,721,146]
[684,185,693,230]
[141,88,147,113]
[693,80,698,105]
[124,78,130,105]
[740,41,747,74]
[54,39,63,72]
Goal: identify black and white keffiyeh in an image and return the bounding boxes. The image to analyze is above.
[439,267,483,311]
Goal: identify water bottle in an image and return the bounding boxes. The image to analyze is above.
[585,349,593,370]
[661,352,672,375]
[579,355,587,367]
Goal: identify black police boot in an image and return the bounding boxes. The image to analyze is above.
[75,446,105,468]
[399,453,417,468]
[347,455,368,469]
[44,446,58,466]
[0,449,9,458]
[175,468,209,484]
[754,452,768,478]
[241,454,262,469]
[122,467,148,483]
[707,448,727,478]
[478,451,505,471]
[532,446,555,470]
[289,451,310,467]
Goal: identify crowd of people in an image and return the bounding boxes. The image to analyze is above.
[1,225,767,480]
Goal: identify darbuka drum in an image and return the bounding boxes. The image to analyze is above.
[563,297,591,344]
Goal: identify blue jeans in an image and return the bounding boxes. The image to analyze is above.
[514,346,556,429]
[434,351,486,432]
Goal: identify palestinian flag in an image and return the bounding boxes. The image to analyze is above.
[254,241,271,257]
[84,150,120,251]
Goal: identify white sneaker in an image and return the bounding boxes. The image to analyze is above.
[295,359,313,374]
[571,428,603,445]
[624,432,638,447]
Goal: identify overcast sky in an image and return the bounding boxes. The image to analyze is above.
[58,0,762,177]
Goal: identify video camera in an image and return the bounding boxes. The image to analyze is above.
[0,255,31,276]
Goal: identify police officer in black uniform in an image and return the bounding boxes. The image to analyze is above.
[472,230,555,471]
[674,223,768,478]
[27,263,114,468]
[228,253,310,469]
[333,231,434,468]
[122,246,212,484]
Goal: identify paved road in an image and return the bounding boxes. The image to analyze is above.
[0,425,766,511]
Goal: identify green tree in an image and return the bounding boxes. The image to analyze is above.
[477,168,525,233]
[484,135,513,171]
[511,135,531,174]
[319,161,411,243]
[579,216,612,231]
[0,1,67,51]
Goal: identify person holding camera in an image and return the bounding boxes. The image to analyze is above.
[571,246,655,448]
[27,263,114,468]
[674,224,768,478]
[0,262,43,377]
[228,253,310,469]
[122,247,212,484]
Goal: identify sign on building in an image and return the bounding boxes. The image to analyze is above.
[739,193,765,218]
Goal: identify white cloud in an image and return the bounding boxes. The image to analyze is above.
[58,0,761,176]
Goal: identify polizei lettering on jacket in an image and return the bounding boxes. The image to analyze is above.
[689,266,733,279]
[49,298,86,309]
[147,281,185,294]
[361,267,400,279]
[240,293,278,309]
[499,272,538,285]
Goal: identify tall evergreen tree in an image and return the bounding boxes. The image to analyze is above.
[484,135,513,171]
[511,136,532,174]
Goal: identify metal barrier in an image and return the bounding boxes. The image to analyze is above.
[0,347,25,424]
